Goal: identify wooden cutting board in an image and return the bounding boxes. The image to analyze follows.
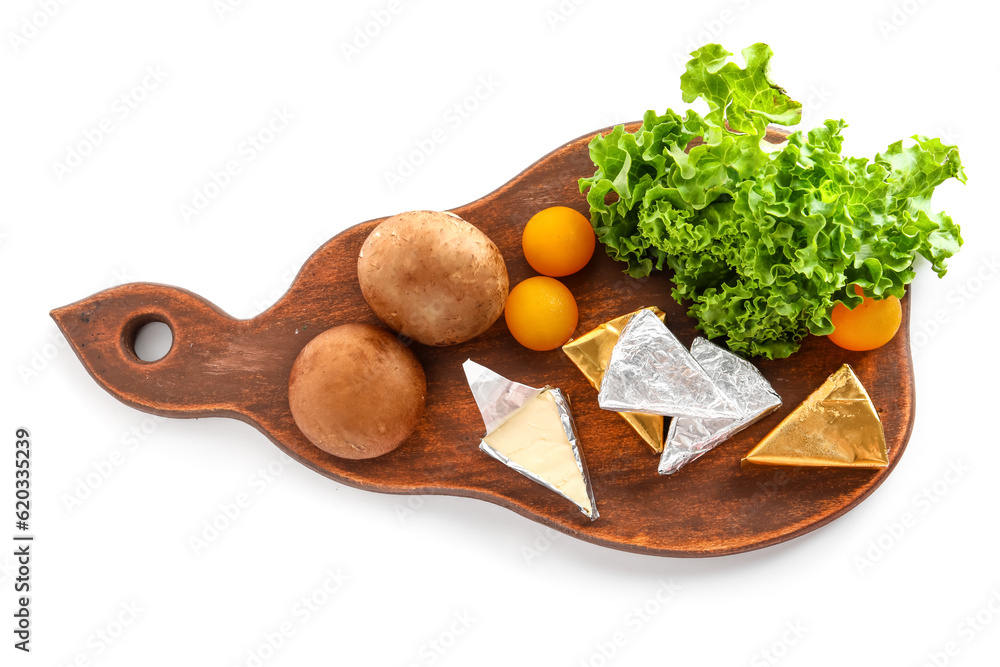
[50,123,914,557]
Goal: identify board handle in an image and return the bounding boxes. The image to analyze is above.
[51,282,278,420]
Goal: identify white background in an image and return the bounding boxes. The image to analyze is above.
[2,0,999,665]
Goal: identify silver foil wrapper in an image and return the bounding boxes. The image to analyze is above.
[598,309,740,420]
[462,360,598,520]
[463,359,542,433]
[659,338,782,475]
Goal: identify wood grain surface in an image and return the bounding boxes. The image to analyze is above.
[50,123,915,557]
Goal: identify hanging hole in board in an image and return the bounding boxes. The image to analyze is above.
[124,316,174,363]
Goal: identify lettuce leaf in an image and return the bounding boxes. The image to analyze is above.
[579,43,964,359]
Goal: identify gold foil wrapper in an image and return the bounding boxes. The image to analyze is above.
[562,307,665,453]
[741,364,888,469]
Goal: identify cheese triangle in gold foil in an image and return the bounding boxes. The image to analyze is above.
[562,307,665,454]
[741,364,888,469]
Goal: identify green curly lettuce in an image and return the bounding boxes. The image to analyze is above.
[579,43,965,359]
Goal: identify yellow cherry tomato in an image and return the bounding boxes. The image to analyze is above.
[504,276,579,351]
[521,206,596,277]
[827,285,902,352]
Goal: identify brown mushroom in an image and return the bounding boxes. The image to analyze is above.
[357,210,509,346]
[288,323,426,459]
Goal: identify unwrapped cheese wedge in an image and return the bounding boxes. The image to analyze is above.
[463,360,598,520]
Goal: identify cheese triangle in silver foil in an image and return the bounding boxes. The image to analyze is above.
[659,338,781,475]
[598,309,740,420]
